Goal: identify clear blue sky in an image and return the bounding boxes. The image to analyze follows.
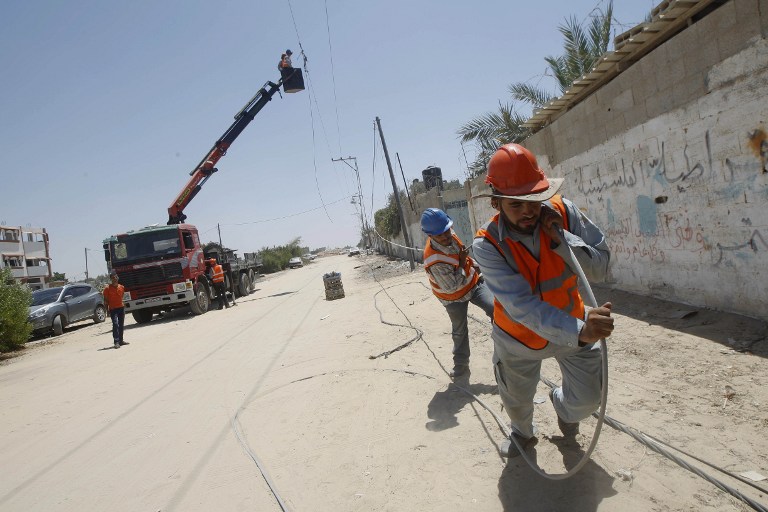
[1,0,655,280]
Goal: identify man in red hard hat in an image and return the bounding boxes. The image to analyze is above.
[421,208,494,378]
[473,143,614,457]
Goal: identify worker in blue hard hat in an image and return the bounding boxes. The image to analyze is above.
[421,208,495,378]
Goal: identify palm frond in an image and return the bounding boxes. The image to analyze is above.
[508,83,555,109]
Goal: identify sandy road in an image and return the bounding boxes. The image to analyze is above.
[1,253,767,511]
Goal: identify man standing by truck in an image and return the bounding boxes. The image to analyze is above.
[103,270,128,349]
[207,258,232,310]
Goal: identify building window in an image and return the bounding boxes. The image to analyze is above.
[0,229,20,241]
[3,256,23,268]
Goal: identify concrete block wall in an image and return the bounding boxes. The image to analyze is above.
[515,0,768,318]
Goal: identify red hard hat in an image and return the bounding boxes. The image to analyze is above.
[208,258,216,265]
[485,143,562,201]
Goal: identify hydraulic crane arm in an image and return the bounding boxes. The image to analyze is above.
[167,80,283,225]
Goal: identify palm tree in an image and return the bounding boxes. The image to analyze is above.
[458,1,614,175]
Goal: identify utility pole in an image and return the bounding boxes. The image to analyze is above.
[217,223,223,247]
[84,248,89,281]
[332,155,370,248]
[375,116,415,271]
[396,152,414,210]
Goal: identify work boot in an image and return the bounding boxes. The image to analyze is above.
[500,431,538,458]
[449,364,468,378]
[549,388,579,436]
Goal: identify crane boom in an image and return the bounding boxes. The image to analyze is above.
[167,80,284,225]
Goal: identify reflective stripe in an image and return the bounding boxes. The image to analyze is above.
[211,264,225,283]
[423,233,479,301]
[476,195,583,350]
[423,253,460,267]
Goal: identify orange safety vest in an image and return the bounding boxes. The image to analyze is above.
[211,264,225,283]
[423,233,480,301]
[476,195,584,350]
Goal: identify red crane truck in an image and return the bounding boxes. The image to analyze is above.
[102,71,304,324]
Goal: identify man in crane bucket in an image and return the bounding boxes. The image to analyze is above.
[472,143,614,456]
[421,208,495,378]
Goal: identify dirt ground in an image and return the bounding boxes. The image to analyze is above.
[1,252,767,511]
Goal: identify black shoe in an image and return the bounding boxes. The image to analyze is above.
[449,365,468,378]
[119,341,129,346]
[217,307,223,310]
[114,341,120,349]
[501,432,538,458]
[549,388,579,436]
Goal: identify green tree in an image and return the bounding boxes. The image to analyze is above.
[458,2,614,174]
[0,267,32,352]
[52,271,67,282]
[373,193,403,239]
[258,237,305,273]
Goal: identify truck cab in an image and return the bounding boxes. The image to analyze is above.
[104,224,210,323]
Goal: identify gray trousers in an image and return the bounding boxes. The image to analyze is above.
[443,281,495,366]
[493,336,602,439]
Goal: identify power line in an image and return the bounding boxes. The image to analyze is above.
[324,0,343,155]
[306,79,333,222]
[222,195,354,226]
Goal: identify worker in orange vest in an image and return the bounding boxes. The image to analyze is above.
[473,143,613,457]
[422,208,494,378]
[207,258,231,310]
[278,49,293,70]
[103,270,129,349]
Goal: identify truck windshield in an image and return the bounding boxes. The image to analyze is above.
[111,230,182,263]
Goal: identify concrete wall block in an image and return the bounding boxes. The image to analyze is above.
[622,102,648,132]
[761,0,768,36]
[716,13,756,60]
[672,75,705,108]
[671,15,701,57]
[595,77,624,111]
[646,87,676,119]
[604,113,627,140]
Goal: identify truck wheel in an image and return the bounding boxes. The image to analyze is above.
[237,273,250,297]
[247,270,257,292]
[189,281,210,315]
[132,310,153,324]
[93,304,107,324]
[52,315,65,336]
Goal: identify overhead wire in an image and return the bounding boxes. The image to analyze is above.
[323,0,343,156]
[284,0,332,222]
[306,81,335,222]
[222,195,356,226]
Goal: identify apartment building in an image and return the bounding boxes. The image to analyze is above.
[0,225,52,290]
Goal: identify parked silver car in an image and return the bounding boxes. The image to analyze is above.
[288,257,303,269]
[28,284,107,336]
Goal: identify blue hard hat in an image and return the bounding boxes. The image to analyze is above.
[421,208,453,235]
